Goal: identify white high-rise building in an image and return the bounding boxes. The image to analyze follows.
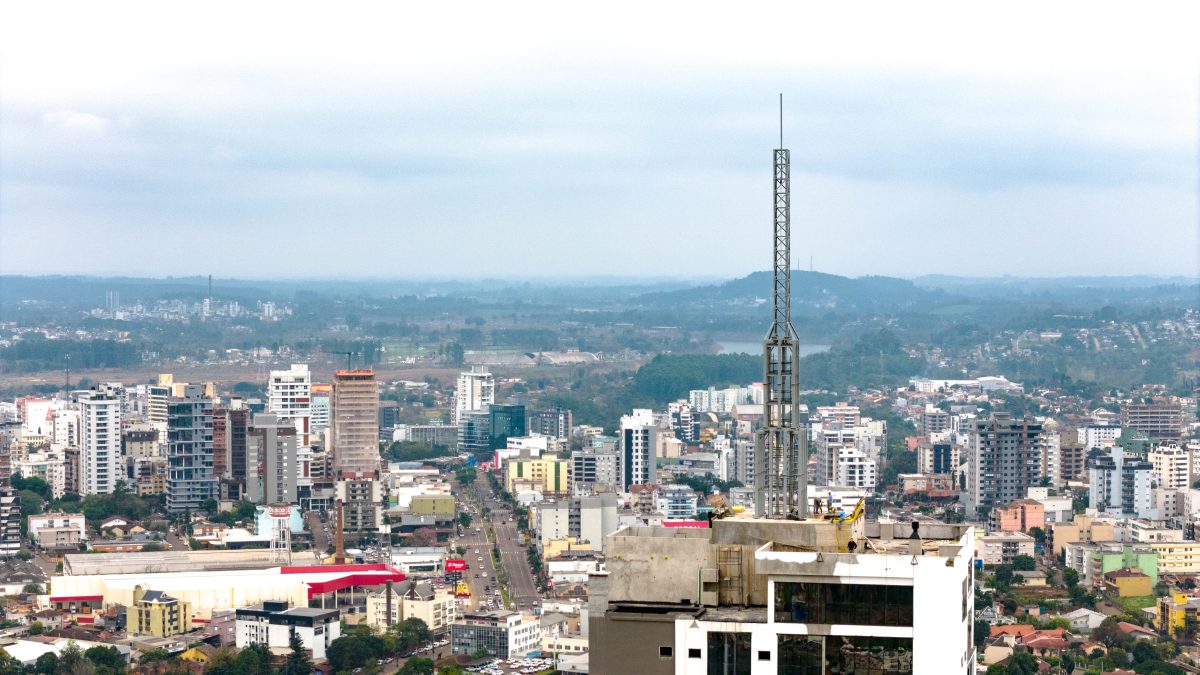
[1088,445,1156,519]
[834,446,877,490]
[79,387,122,495]
[619,409,657,490]
[268,364,312,447]
[1149,443,1196,491]
[454,366,494,426]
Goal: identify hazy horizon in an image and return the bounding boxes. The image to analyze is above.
[2,3,1198,279]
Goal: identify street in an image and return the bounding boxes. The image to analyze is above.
[465,470,541,612]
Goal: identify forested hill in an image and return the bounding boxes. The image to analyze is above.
[635,270,951,313]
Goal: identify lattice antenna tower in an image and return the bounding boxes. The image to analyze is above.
[755,95,807,519]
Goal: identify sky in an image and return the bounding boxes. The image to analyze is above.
[2,2,1198,280]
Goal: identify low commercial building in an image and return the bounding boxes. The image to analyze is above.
[51,556,404,620]
[388,547,448,576]
[977,532,1035,566]
[451,610,541,659]
[236,600,341,661]
[128,587,192,637]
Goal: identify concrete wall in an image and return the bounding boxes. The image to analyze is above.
[589,613,676,675]
[604,528,716,606]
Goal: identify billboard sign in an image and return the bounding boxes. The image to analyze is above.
[446,559,467,572]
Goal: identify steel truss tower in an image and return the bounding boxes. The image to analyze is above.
[755,99,807,519]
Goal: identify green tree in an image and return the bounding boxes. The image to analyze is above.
[399,658,435,675]
[1062,567,1080,588]
[16,550,33,561]
[23,583,44,594]
[280,631,312,675]
[33,652,58,675]
[56,642,89,675]
[1011,554,1036,572]
[973,619,990,647]
[83,645,124,673]
[1029,527,1045,544]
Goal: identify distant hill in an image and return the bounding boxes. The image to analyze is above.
[637,270,951,313]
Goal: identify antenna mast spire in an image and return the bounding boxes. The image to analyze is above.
[755,95,807,519]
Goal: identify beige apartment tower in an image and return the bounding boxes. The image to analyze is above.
[330,370,379,478]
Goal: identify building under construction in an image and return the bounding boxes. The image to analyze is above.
[586,108,976,675]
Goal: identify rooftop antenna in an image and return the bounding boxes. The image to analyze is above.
[755,94,807,519]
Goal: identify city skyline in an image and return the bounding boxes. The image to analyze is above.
[2,3,1198,280]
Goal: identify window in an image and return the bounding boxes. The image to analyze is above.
[824,636,912,674]
[778,636,822,675]
[757,650,771,661]
[774,582,914,627]
[659,646,673,658]
[706,632,750,675]
[689,648,702,659]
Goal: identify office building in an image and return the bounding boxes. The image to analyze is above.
[80,387,122,495]
[268,364,312,447]
[246,414,298,505]
[530,407,573,440]
[167,385,217,513]
[236,600,341,661]
[966,414,1044,516]
[620,409,657,490]
[589,518,975,675]
[1089,445,1156,519]
[458,411,492,456]
[489,404,526,451]
[453,366,494,426]
[451,610,541,660]
[330,370,379,477]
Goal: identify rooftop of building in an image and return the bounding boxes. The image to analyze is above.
[610,515,972,558]
[63,549,323,576]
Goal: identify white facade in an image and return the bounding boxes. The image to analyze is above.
[1149,443,1196,491]
[52,410,80,450]
[673,528,976,675]
[80,388,122,495]
[1088,445,1156,519]
[235,603,341,661]
[655,485,698,520]
[834,446,877,491]
[453,366,494,426]
[27,513,86,545]
[1082,424,1122,450]
[268,364,312,447]
[620,409,657,489]
[13,453,67,499]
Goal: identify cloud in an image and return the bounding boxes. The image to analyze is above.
[41,109,111,136]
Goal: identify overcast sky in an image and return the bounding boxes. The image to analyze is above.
[2,2,1198,280]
